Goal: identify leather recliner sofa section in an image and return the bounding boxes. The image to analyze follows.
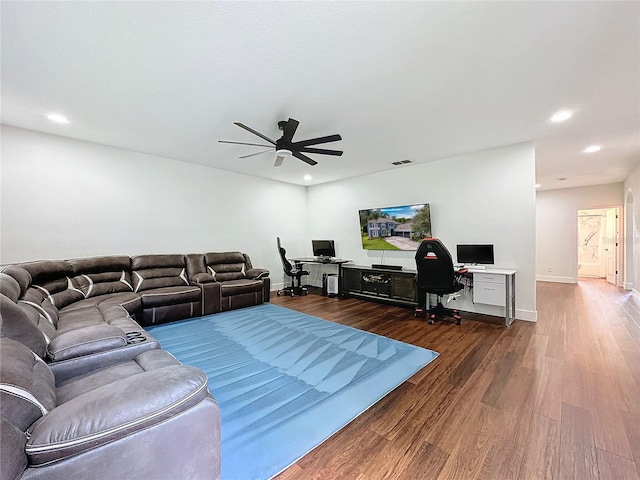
[0,334,221,480]
[186,252,271,313]
[0,251,269,366]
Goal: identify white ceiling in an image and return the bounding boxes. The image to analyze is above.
[1,1,638,189]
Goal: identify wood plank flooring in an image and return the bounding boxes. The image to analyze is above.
[271,279,640,480]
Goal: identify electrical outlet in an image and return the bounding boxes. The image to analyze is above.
[547,267,553,273]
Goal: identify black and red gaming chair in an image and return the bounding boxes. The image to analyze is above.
[414,238,467,325]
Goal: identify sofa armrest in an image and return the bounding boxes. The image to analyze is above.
[26,365,210,466]
[246,268,269,280]
[47,325,127,362]
[50,333,161,385]
[196,282,221,316]
[191,272,216,284]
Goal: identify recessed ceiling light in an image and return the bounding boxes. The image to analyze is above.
[46,113,70,124]
[550,110,572,123]
[303,174,312,181]
[583,145,601,153]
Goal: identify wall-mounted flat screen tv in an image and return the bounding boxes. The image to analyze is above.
[359,203,431,251]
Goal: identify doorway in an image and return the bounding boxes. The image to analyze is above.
[577,207,620,284]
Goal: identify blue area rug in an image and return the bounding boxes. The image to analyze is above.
[146,303,438,480]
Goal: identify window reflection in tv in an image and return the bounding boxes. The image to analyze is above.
[358,203,431,251]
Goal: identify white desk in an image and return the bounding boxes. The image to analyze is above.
[465,267,517,326]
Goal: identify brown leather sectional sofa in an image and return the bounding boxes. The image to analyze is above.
[0,251,270,480]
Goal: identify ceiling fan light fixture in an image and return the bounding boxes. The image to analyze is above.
[275,149,293,157]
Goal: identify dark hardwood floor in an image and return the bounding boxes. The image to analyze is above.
[270,279,640,480]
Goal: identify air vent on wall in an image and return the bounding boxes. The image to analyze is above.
[391,160,412,166]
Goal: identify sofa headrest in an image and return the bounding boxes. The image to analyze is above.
[69,255,131,274]
[0,271,22,302]
[204,252,245,266]
[131,254,185,270]
[0,294,48,358]
[0,337,55,431]
[0,265,32,299]
[68,256,134,298]
[204,252,247,282]
[19,260,73,285]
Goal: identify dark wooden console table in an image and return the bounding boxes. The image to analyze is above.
[340,264,418,307]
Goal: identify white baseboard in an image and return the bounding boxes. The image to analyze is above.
[624,282,634,290]
[516,309,537,322]
[536,275,576,284]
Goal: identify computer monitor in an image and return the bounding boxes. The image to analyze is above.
[456,244,494,265]
[312,240,336,258]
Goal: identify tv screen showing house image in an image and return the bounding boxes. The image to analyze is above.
[359,203,432,251]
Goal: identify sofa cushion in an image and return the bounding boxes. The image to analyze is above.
[20,260,72,285]
[55,349,182,403]
[131,254,189,292]
[56,292,143,335]
[0,417,28,480]
[19,261,84,309]
[219,279,264,297]
[185,253,207,281]
[0,265,31,300]
[26,364,209,466]
[17,301,57,346]
[20,289,61,328]
[0,295,48,358]
[139,286,202,308]
[69,255,134,298]
[47,325,127,363]
[0,337,55,431]
[204,252,247,282]
[0,271,22,302]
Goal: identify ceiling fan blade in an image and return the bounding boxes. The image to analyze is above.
[238,149,274,159]
[292,151,318,166]
[282,118,299,143]
[219,140,273,148]
[274,155,285,167]
[291,134,342,148]
[234,122,276,145]
[299,147,343,156]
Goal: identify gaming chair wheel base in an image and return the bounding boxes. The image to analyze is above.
[415,304,462,326]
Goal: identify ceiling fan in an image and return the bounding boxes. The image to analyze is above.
[219,118,342,167]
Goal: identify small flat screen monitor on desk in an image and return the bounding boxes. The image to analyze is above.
[312,240,336,258]
[456,244,494,265]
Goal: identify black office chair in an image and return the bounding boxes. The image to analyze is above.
[276,237,309,296]
[414,238,467,325]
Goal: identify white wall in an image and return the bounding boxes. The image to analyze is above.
[536,183,624,284]
[1,128,537,320]
[624,162,640,295]
[306,142,537,321]
[0,125,308,280]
